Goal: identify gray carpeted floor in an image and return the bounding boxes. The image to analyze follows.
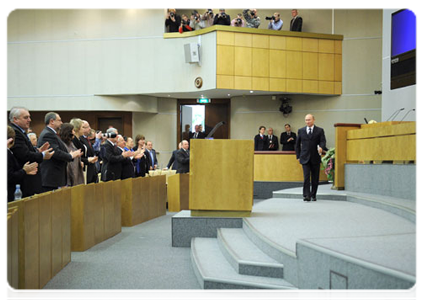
[44,212,200,289]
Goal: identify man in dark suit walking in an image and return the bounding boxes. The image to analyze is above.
[9,107,54,197]
[176,140,190,174]
[37,112,82,191]
[280,124,297,151]
[296,114,326,201]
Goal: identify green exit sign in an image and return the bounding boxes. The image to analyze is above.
[197,98,211,104]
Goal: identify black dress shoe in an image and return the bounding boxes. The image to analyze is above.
[311,197,316,201]
[303,197,310,202]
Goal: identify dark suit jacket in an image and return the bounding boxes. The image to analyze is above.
[132,145,148,177]
[8,149,26,202]
[10,123,44,197]
[101,140,125,181]
[190,131,206,139]
[146,149,158,169]
[37,126,73,188]
[117,147,135,180]
[176,149,190,174]
[79,136,98,183]
[167,149,179,170]
[267,135,279,151]
[290,16,303,32]
[295,126,326,165]
[254,134,268,151]
[280,132,297,151]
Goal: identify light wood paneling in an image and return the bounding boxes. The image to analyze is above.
[269,78,286,91]
[319,39,335,53]
[335,40,343,54]
[38,193,52,288]
[252,48,269,77]
[112,180,122,237]
[168,174,190,212]
[303,80,319,94]
[189,140,254,212]
[217,75,234,89]
[234,33,252,47]
[94,182,106,244]
[319,81,334,94]
[303,52,318,80]
[252,34,269,49]
[234,47,252,76]
[217,31,235,45]
[319,53,335,81]
[335,54,342,81]
[24,197,39,289]
[302,38,319,52]
[217,45,234,75]
[252,77,269,91]
[269,50,286,78]
[254,153,328,182]
[286,51,303,79]
[286,37,302,51]
[347,122,415,139]
[269,35,286,50]
[234,76,252,90]
[7,208,19,289]
[61,188,71,268]
[335,82,342,94]
[286,79,303,93]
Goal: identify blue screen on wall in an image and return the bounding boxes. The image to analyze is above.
[391,9,416,57]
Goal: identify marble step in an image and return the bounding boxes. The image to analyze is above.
[191,237,297,289]
[217,228,284,279]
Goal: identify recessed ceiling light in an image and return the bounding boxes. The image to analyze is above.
[228,94,231,97]
[250,91,254,93]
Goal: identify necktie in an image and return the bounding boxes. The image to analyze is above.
[308,128,312,135]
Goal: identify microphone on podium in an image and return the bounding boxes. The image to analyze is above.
[399,108,415,122]
[386,108,404,121]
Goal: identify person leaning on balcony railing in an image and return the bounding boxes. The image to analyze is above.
[213,9,231,26]
[231,13,245,27]
[179,14,194,33]
[243,8,261,28]
[190,10,206,31]
[165,9,182,33]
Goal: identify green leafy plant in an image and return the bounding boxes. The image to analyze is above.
[321,147,335,181]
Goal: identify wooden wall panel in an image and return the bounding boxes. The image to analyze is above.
[286,37,302,51]
[303,80,319,94]
[319,81,334,94]
[319,39,335,53]
[217,31,234,45]
[234,76,251,90]
[286,79,303,93]
[252,48,269,77]
[319,53,335,81]
[234,47,252,77]
[38,193,52,288]
[24,198,39,289]
[302,38,319,52]
[335,54,343,82]
[269,78,286,91]
[269,50,286,78]
[303,52,318,80]
[269,35,286,50]
[234,33,252,47]
[252,77,269,91]
[61,188,72,268]
[252,34,269,49]
[217,45,234,75]
[7,208,19,289]
[286,51,303,79]
[217,75,234,89]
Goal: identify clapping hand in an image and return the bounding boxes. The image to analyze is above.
[23,161,38,175]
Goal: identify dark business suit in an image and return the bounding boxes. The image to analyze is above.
[254,134,268,151]
[79,136,98,183]
[166,149,179,170]
[176,148,190,174]
[101,140,125,181]
[296,125,326,200]
[7,149,26,202]
[280,132,297,151]
[10,123,44,197]
[117,147,135,180]
[290,16,303,32]
[267,135,279,151]
[37,126,73,190]
[132,145,148,177]
[190,131,206,139]
[146,149,158,170]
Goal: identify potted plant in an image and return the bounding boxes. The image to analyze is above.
[321,147,335,182]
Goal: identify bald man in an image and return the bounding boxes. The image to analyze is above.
[296,114,327,201]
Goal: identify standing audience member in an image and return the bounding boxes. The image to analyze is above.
[79,121,99,184]
[179,14,193,33]
[191,124,206,139]
[37,112,82,192]
[267,12,283,30]
[190,10,206,30]
[290,9,303,32]
[166,142,182,171]
[280,124,297,151]
[254,126,268,151]
[165,9,181,32]
[9,107,54,197]
[267,127,279,151]
[243,9,261,28]
[202,9,214,27]
[146,141,158,170]
[176,140,190,174]
[231,14,245,27]
[101,128,132,181]
[27,132,38,148]
[296,114,327,201]
[125,137,135,151]
[7,126,38,202]
[59,123,84,187]
[213,9,231,26]
[117,135,135,179]
[133,134,148,177]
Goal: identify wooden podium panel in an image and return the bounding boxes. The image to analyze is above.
[38,192,52,288]
[189,140,254,212]
[7,207,19,289]
[168,173,189,212]
[23,197,39,289]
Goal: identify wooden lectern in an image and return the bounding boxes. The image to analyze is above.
[189,139,254,216]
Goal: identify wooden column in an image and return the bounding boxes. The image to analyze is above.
[168,173,189,212]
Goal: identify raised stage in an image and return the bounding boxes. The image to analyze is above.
[172,184,416,289]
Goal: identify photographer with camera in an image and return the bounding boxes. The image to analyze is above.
[231,13,245,27]
[213,9,231,26]
[190,10,206,31]
[179,14,194,33]
[243,9,260,28]
[165,9,181,33]
[267,12,283,30]
[202,9,214,27]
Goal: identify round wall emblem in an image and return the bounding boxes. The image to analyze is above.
[194,77,203,88]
